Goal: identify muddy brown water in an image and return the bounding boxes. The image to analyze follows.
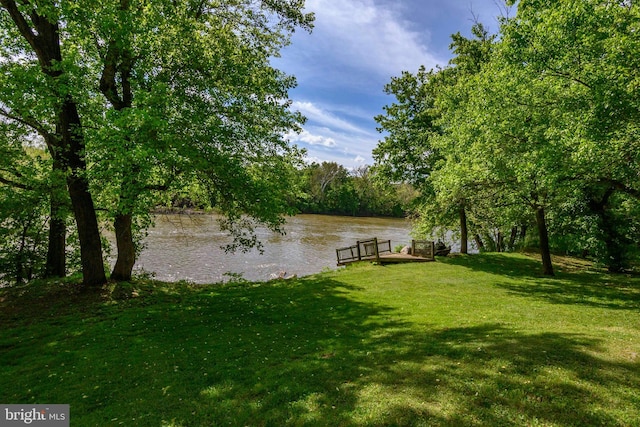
[113,214,415,283]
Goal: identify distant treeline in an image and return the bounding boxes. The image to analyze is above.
[290,162,418,217]
[168,162,419,218]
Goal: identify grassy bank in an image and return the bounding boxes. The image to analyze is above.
[1,253,639,426]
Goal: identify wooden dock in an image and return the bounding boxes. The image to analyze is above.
[336,238,435,266]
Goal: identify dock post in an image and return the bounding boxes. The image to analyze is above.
[356,240,362,261]
[374,237,380,262]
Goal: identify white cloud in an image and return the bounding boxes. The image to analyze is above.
[286,129,336,147]
[293,101,369,135]
[273,1,448,169]
[284,99,384,168]
[303,155,322,165]
[302,0,442,77]
[285,121,379,167]
[275,0,508,169]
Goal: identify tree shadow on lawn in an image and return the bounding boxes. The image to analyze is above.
[440,253,640,311]
[2,276,639,426]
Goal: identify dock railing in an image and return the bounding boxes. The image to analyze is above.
[411,239,435,260]
[336,238,392,265]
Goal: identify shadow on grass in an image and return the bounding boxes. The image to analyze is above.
[438,252,576,280]
[440,253,640,311]
[1,275,639,426]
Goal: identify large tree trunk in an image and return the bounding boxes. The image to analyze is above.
[588,187,626,273]
[592,207,626,273]
[45,158,67,278]
[535,206,554,276]
[473,233,484,251]
[1,1,107,286]
[45,204,66,278]
[459,205,468,254]
[601,211,626,273]
[519,225,527,242]
[100,37,140,282]
[66,174,106,286]
[59,100,106,287]
[508,226,518,250]
[111,213,136,281]
[496,231,504,253]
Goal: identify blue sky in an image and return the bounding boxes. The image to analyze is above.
[273,0,513,169]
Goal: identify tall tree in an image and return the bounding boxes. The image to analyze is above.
[0,1,106,286]
[0,97,69,279]
[0,117,70,284]
[499,0,640,271]
[433,0,640,274]
[80,0,314,280]
[435,39,584,276]
[1,1,314,283]
[374,23,495,254]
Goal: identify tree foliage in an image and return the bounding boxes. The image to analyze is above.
[376,1,640,274]
[0,0,314,285]
[0,129,49,285]
[291,162,417,217]
[374,23,495,255]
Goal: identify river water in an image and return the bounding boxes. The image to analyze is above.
[125,214,415,283]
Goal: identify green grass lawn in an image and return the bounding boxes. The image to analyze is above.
[1,253,639,426]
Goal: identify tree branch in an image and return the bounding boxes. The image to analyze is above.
[543,68,593,90]
[1,0,62,73]
[601,178,640,199]
[0,107,57,152]
[99,40,125,109]
[0,0,39,56]
[0,173,29,190]
[145,184,169,192]
[99,0,135,110]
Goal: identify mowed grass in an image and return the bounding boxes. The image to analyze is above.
[1,253,639,426]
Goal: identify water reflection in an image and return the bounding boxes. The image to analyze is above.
[125,214,414,283]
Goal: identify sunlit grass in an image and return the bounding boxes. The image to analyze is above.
[1,253,639,426]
